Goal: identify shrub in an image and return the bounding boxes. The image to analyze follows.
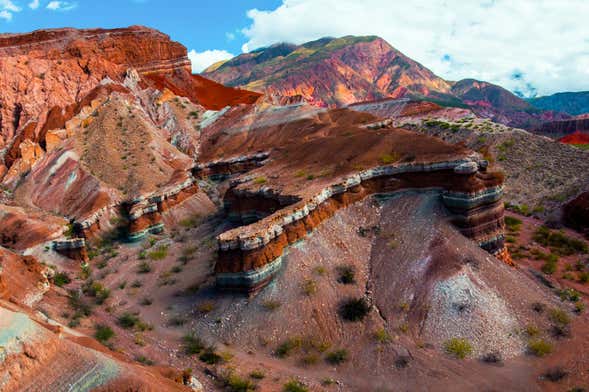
[528,339,553,357]
[94,324,114,343]
[197,301,215,313]
[575,302,586,314]
[118,312,140,329]
[336,265,356,284]
[53,272,71,287]
[148,245,169,260]
[444,338,473,359]
[249,370,265,379]
[550,309,571,326]
[199,346,224,364]
[325,349,348,365]
[559,288,581,302]
[137,261,152,273]
[253,177,267,185]
[140,297,153,306]
[533,226,588,255]
[222,370,257,392]
[380,153,399,164]
[504,216,522,232]
[339,298,370,322]
[83,281,110,305]
[183,333,205,355]
[135,355,154,365]
[373,328,392,344]
[261,300,281,311]
[275,337,302,358]
[543,367,568,382]
[542,260,557,275]
[283,380,308,392]
[313,266,327,276]
[525,325,540,337]
[301,279,317,296]
[301,353,319,366]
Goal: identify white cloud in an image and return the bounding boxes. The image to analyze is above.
[241,0,589,97]
[28,0,40,10]
[0,0,20,12]
[0,9,12,20]
[188,49,235,73]
[0,0,21,21]
[46,1,76,11]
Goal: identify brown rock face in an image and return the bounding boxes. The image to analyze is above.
[0,26,260,172]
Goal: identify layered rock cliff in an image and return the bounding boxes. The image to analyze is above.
[0,26,260,178]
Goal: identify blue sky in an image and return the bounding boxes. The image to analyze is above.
[0,0,588,97]
[0,0,280,58]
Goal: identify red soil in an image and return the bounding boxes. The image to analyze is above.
[144,71,261,111]
[560,131,589,144]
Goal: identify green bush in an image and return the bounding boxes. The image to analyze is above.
[199,346,224,364]
[94,324,114,343]
[275,337,302,358]
[183,333,205,355]
[533,226,588,255]
[504,216,522,232]
[53,272,71,287]
[339,298,370,322]
[444,338,473,359]
[283,380,308,392]
[148,245,169,260]
[325,349,348,365]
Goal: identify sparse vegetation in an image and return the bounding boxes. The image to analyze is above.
[534,226,588,256]
[543,367,568,382]
[94,324,114,344]
[444,338,473,359]
[528,339,553,357]
[253,176,267,185]
[504,216,522,232]
[336,265,356,284]
[262,299,282,311]
[301,279,317,296]
[117,312,150,331]
[325,349,348,365]
[220,369,257,392]
[53,272,71,287]
[549,308,571,326]
[148,245,169,260]
[183,333,205,355]
[199,346,224,364]
[283,379,308,392]
[249,370,265,380]
[373,328,392,344]
[339,298,370,322]
[137,261,152,273]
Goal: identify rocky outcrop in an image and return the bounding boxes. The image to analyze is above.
[193,152,270,181]
[0,26,260,180]
[52,238,89,262]
[216,157,506,292]
[534,117,589,140]
[563,191,589,235]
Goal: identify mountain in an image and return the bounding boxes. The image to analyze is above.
[528,91,589,115]
[203,36,460,107]
[203,36,568,129]
[2,26,589,391]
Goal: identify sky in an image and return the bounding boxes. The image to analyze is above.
[0,0,587,97]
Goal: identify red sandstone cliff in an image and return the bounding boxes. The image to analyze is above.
[0,26,260,174]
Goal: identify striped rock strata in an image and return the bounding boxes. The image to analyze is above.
[215,156,506,292]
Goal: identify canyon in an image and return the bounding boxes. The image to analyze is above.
[0,25,588,392]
